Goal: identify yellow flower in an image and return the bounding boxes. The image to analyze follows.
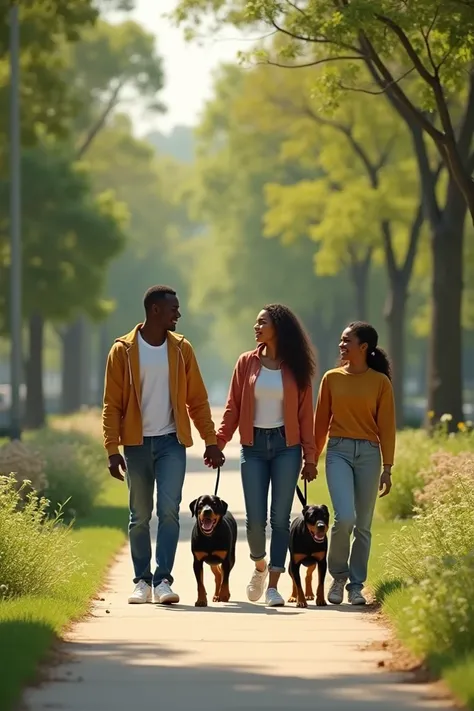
[427,410,435,420]
[457,422,467,432]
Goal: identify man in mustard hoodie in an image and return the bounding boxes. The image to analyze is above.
[102,285,224,605]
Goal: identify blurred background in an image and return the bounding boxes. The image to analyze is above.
[1,0,474,434]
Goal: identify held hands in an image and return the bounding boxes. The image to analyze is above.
[108,453,126,482]
[379,467,392,497]
[300,463,318,482]
[204,444,225,469]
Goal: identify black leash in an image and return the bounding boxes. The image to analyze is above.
[296,478,307,508]
[214,466,221,496]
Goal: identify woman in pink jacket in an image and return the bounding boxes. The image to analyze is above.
[217,304,317,607]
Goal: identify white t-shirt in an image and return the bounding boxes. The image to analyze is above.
[253,365,284,428]
[138,333,176,437]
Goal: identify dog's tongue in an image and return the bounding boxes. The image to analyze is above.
[202,519,213,531]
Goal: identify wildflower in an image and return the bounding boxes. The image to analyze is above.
[457,422,467,432]
[440,413,453,423]
[427,410,435,420]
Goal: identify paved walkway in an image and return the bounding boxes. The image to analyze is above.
[24,431,452,711]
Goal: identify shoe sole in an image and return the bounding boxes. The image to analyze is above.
[349,599,366,606]
[328,597,344,605]
[154,595,180,604]
[128,598,152,604]
[266,600,285,607]
[246,587,265,602]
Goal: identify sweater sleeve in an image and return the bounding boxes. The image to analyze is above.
[216,355,245,449]
[102,343,124,456]
[376,377,396,466]
[184,342,217,446]
[313,374,332,461]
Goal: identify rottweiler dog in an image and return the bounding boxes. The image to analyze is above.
[288,504,330,608]
[189,494,237,607]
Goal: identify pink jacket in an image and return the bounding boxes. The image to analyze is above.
[217,347,316,465]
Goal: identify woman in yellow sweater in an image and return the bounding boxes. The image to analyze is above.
[314,321,396,606]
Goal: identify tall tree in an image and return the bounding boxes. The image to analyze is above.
[0,146,128,427]
[59,16,165,412]
[173,1,474,423]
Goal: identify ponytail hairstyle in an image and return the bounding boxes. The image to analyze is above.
[345,321,392,380]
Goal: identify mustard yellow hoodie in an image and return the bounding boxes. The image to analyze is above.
[102,324,217,455]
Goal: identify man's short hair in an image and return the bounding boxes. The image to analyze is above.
[143,285,176,312]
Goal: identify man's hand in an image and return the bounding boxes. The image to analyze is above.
[379,468,392,498]
[108,453,127,482]
[301,463,317,482]
[204,444,225,469]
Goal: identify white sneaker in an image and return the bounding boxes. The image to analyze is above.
[153,579,180,604]
[265,587,285,607]
[128,580,152,604]
[328,578,346,605]
[348,589,367,606]
[246,563,269,602]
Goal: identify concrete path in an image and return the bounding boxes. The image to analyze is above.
[24,431,452,711]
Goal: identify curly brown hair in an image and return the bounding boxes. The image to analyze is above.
[264,304,317,390]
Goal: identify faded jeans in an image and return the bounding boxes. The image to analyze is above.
[124,434,186,587]
[325,437,381,591]
[241,427,302,573]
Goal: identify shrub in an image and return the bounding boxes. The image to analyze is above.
[28,429,105,520]
[415,451,474,509]
[0,475,82,599]
[382,459,474,585]
[0,440,47,496]
[399,553,474,661]
[379,427,474,520]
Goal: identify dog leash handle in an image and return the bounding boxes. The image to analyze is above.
[214,466,221,497]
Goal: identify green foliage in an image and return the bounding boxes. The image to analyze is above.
[378,427,474,519]
[0,0,98,150]
[27,429,105,520]
[0,475,81,600]
[376,450,474,706]
[0,144,128,328]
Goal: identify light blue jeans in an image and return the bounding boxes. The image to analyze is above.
[325,437,381,592]
[124,434,186,587]
[241,426,302,573]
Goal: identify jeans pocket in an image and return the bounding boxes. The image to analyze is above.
[368,440,380,449]
[327,437,342,449]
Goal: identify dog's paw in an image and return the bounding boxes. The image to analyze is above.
[296,599,308,608]
[195,599,208,607]
[316,598,327,607]
[288,596,297,603]
[216,591,230,603]
[305,593,314,601]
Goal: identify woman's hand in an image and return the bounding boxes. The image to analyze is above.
[301,463,318,482]
[379,467,392,497]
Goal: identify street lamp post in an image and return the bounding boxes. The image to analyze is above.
[9,2,22,440]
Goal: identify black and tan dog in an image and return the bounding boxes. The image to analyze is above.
[288,504,330,608]
[189,494,237,607]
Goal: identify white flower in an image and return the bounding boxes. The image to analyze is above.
[440,413,453,423]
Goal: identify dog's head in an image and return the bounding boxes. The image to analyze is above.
[189,494,228,536]
[302,504,330,543]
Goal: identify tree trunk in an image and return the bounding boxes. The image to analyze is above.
[384,280,406,429]
[348,247,372,321]
[97,322,110,406]
[25,312,46,429]
[61,318,85,414]
[427,186,467,426]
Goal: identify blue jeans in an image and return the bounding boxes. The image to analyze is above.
[241,427,302,573]
[124,434,186,587]
[325,437,381,591]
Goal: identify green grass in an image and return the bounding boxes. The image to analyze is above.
[0,479,128,711]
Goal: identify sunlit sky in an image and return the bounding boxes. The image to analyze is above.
[112,0,254,136]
